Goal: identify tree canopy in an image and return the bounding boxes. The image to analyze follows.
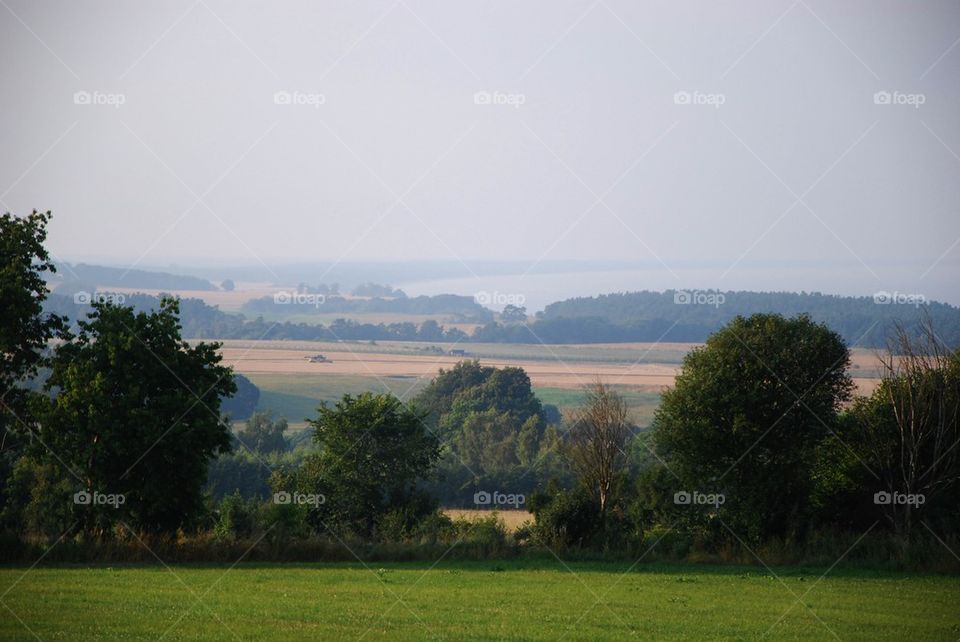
[34,298,236,533]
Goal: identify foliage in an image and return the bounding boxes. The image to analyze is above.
[55,261,216,290]
[500,304,527,322]
[33,298,236,534]
[652,313,852,542]
[821,327,960,540]
[535,289,960,347]
[297,393,440,537]
[565,382,631,513]
[350,282,407,298]
[0,210,65,433]
[235,410,288,454]
[213,491,258,541]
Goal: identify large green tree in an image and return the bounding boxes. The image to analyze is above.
[298,393,440,537]
[0,210,64,432]
[0,210,65,533]
[35,298,235,534]
[653,313,852,541]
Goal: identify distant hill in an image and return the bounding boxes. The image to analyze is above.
[503,290,960,347]
[43,292,470,342]
[243,292,492,322]
[42,288,960,349]
[54,263,217,291]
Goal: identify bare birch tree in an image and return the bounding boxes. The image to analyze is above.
[868,313,960,540]
[566,381,631,513]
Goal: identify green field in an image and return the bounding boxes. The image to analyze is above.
[534,387,661,425]
[1,562,956,640]
[246,373,431,429]
[245,374,661,430]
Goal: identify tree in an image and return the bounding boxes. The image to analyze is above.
[299,393,439,537]
[565,381,630,514]
[501,304,527,323]
[416,319,444,341]
[0,210,66,535]
[235,410,288,454]
[653,313,852,541]
[456,409,520,475]
[413,360,544,439]
[854,315,960,541]
[220,279,235,291]
[35,298,235,534]
[0,210,65,433]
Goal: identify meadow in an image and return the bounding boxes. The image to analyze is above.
[1,562,956,640]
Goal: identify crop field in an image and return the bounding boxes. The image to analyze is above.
[443,509,533,532]
[1,563,956,640]
[222,340,882,429]
[217,340,884,390]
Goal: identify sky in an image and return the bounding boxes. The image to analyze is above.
[1,1,958,303]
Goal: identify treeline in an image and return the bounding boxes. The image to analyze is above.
[54,262,217,291]
[5,212,959,568]
[519,289,960,347]
[45,288,960,349]
[204,361,566,506]
[243,291,491,321]
[43,292,473,342]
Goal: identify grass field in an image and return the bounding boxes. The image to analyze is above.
[1,562,956,640]
[245,373,431,430]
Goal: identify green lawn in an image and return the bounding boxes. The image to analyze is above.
[1,562,956,640]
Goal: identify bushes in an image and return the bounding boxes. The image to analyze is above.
[529,485,644,552]
[213,492,258,542]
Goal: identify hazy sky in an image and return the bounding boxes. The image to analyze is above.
[2,1,958,301]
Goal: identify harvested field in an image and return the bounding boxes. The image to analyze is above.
[444,509,534,533]
[213,340,882,395]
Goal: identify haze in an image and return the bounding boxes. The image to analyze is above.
[1,0,958,303]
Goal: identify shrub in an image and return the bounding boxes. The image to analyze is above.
[213,492,257,542]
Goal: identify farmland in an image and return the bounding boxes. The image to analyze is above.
[1,563,956,641]
[215,339,885,429]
